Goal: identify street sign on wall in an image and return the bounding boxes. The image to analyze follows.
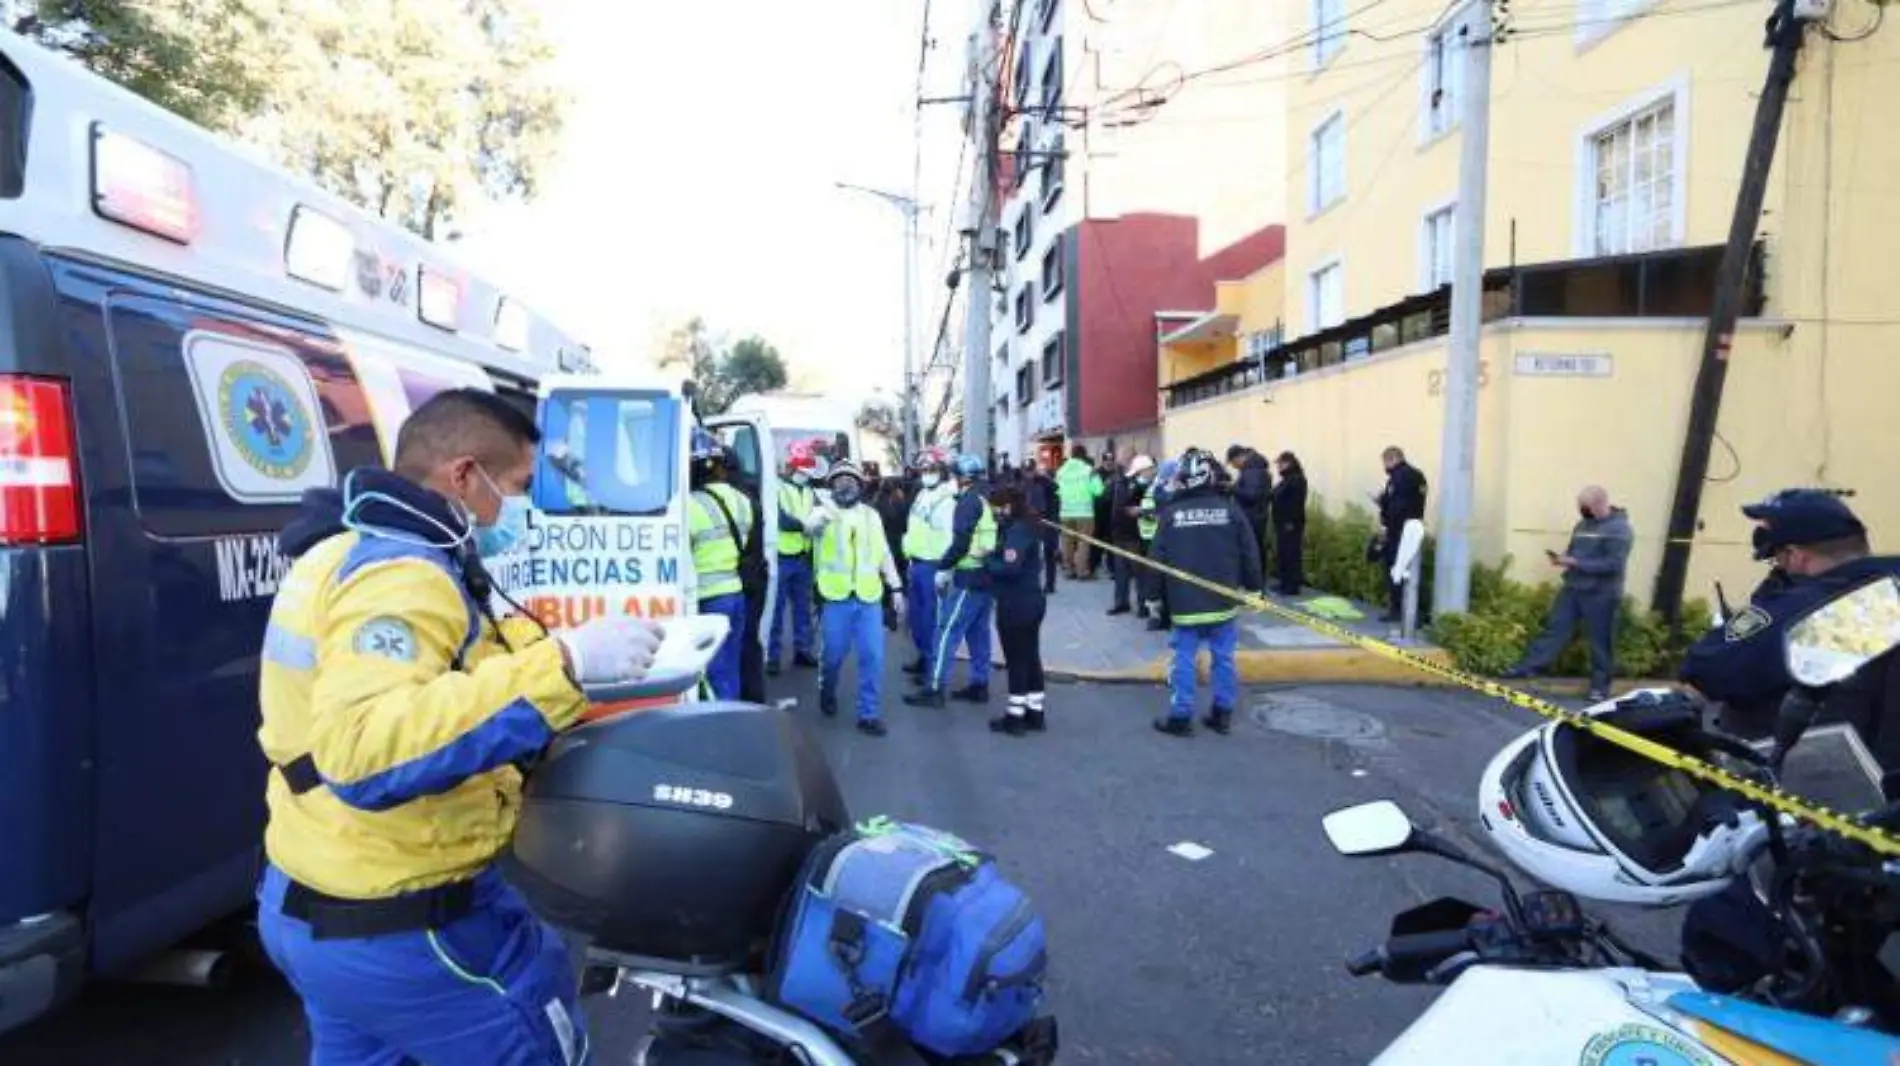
[1513,352,1613,377]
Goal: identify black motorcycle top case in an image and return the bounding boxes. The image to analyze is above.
[507,702,850,969]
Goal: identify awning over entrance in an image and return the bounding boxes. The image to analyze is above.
[1158,311,1241,346]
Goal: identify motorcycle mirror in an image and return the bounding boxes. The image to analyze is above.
[1785,576,1900,688]
[1322,800,1416,857]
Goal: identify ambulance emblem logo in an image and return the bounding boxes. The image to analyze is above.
[352,617,418,662]
[219,360,314,481]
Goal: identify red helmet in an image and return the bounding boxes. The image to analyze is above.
[786,443,818,475]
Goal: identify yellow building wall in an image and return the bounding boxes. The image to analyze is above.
[1163,316,1900,609]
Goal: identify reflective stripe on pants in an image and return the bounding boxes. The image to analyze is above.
[927,586,993,692]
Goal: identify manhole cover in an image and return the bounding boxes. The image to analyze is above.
[1250,693,1387,746]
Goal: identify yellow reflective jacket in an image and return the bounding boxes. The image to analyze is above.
[257,531,583,899]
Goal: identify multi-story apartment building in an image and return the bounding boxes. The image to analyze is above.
[1161,0,1900,605]
[968,0,1288,468]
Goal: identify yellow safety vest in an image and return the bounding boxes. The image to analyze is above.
[1138,491,1158,541]
[956,496,998,571]
[778,481,815,555]
[816,506,889,604]
[902,485,955,562]
[689,482,752,601]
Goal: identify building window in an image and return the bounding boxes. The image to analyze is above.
[1041,133,1065,209]
[1016,363,1034,407]
[1422,203,1455,291]
[1307,260,1344,334]
[1587,95,1679,256]
[1014,125,1032,189]
[1042,332,1064,387]
[1014,40,1034,104]
[1041,234,1065,301]
[1041,40,1062,115]
[1038,0,1059,32]
[1015,283,1033,333]
[1577,0,1651,44]
[1421,16,1464,140]
[1014,205,1034,261]
[1308,112,1345,216]
[1312,0,1346,68]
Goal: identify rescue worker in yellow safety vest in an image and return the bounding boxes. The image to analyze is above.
[905,453,998,707]
[687,426,754,700]
[767,443,821,676]
[900,446,956,679]
[256,388,662,1066]
[806,460,907,735]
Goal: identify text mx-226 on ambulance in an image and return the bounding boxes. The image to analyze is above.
[0,28,677,1034]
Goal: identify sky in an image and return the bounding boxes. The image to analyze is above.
[449,0,976,408]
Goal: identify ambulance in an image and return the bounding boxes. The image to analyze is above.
[0,30,770,1031]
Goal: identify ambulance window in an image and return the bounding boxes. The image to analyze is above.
[0,56,26,198]
[718,424,762,483]
[533,391,678,516]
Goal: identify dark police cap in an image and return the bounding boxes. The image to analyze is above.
[1742,489,1865,560]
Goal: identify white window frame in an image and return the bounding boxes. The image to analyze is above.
[1419,6,1469,144]
[1308,110,1346,217]
[1571,76,1690,259]
[1305,256,1345,336]
[1419,199,1457,293]
[1311,0,1346,70]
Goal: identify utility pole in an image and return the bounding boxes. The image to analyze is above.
[1431,0,1495,617]
[834,181,924,458]
[959,4,1001,459]
[1653,0,1808,625]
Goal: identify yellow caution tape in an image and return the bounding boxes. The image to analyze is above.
[1044,519,1900,858]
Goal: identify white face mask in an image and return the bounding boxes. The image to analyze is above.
[792,472,810,487]
[922,472,941,488]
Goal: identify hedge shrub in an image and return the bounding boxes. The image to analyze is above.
[1272,497,1707,679]
[1426,559,1711,680]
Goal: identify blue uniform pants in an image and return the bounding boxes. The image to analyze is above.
[906,560,940,661]
[928,584,993,692]
[821,598,885,722]
[702,592,748,700]
[1169,619,1239,721]
[257,866,585,1066]
[769,554,815,664]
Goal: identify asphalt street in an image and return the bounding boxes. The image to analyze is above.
[0,626,1683,1066]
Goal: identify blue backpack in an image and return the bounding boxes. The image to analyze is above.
[768,818,1048,1058]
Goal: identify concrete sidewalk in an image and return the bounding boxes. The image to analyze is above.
[951,571,1459,685]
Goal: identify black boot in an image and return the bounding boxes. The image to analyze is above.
[904,688,946,708]
[1025,709,1047,733]
[989,713,1027,736]
[792,652,819,669]
[1136,604,1150,620]
[766,661,782,677]
[1147,617,1170,632]
[951,684,990,704]
[857,718,888,737]
[903,658,926,676]
[1203,706,1234,735]
[1152,716,1194,738]
[819,693,839,717]
[1107,605,1130,616]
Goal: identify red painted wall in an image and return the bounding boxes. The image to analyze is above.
[1072,218,1285,436]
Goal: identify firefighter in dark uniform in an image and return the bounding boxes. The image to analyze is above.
[1680,489,1900,739]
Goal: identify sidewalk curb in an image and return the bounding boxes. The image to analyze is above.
[1044,647,1463,687]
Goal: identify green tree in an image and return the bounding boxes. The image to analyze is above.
[28,0,567,240]
[722,336,788,407]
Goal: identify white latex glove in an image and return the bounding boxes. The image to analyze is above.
[557,617,663,685]
[891,592,907,624]
[934,569,953,594]
[803,509,832,535]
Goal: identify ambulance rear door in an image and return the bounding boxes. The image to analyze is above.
[704,411,779,656]
[500,375,691,633]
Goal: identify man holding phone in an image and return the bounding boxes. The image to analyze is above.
[1500,485,1632,701]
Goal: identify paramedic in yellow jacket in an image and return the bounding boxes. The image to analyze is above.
[255,388,661,1066]
[806,460,906,736]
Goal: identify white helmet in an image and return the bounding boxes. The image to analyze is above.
[1477,689,1769,907]
[1127,455,1156,479]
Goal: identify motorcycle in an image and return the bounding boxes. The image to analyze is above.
[1326,575,1900,1064]
[510,615,1055,1066]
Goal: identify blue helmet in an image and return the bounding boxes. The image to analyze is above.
[953,453,984,479]
[689,426,722,463]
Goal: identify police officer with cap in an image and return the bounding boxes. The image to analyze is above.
[1679,488,1900,737]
